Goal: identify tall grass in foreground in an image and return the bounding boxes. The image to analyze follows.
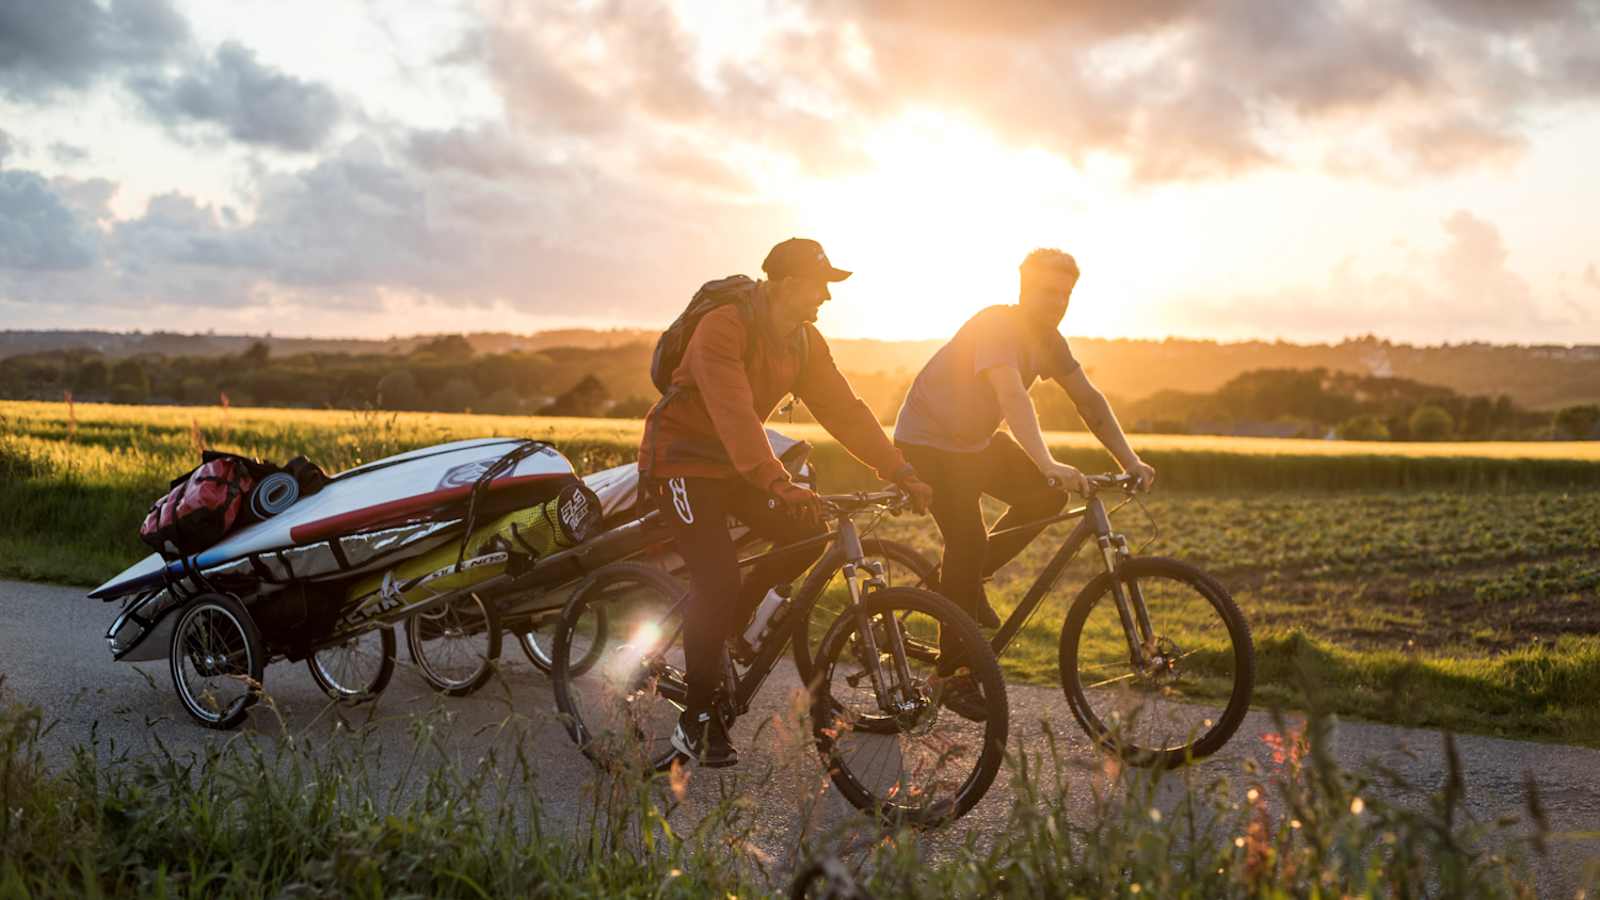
[2,677,1589,898]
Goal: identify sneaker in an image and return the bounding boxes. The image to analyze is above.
[936,673,989,723]
[671,710,739,768]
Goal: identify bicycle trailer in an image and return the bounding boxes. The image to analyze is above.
[88,438,596,726]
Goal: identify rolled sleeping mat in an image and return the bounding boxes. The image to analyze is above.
[344,481,603,611]
[249,471,301,519]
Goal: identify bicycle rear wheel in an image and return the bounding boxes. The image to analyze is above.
[812,587,1008,827]
[1059,556,1253,768]
[550,562,688,772]
[517,599,607,676]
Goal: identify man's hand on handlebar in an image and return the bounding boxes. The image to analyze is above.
[768,480,824,527]
[891,464,934,515]
[1042,461,1088,495]
[1125,458,1156,493]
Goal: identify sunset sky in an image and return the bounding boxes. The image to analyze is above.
[2,0,1598,345]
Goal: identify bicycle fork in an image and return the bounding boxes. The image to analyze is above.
[836,517,919,714]
[1088,499,1157,673]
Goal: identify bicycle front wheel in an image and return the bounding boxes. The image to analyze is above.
[812,587,1008,827]
[550,562,688,772]
[1059,556,1254,768]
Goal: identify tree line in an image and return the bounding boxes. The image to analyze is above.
[1,339,1595,441]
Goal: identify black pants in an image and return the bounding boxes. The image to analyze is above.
[653,476,828,715]
[898,433,1068,622]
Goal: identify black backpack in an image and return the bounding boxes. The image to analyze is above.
[650,276,807,394]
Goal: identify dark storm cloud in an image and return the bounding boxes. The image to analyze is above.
[129,41,342,152]
[0,169,100,269]
[0,0,188,101]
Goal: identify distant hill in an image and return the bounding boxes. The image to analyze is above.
[0,329,656,360]
[3,329,1599,411]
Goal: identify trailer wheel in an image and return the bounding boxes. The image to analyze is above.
[169,593,264,730]
[308,627,397,703]
[406,593,501,696]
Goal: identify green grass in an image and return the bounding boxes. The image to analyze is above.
[1,682,1581,898]
[855,488,1600,746]
[4,400,1600,745]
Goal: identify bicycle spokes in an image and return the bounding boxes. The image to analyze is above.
[1070,570,1241,758]
[558,572,687,770]
[819,595,1003,825]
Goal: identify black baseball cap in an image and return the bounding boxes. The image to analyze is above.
[761,238,852,282]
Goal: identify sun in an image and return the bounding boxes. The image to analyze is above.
[781,109,1130,341]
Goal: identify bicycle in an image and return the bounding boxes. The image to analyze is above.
[548,489,1009,827]
[512,524,935,674]
[791,473,1255,769]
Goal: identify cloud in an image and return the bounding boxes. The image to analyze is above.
[49,142,91,165]
[405,126,543,178]
[49,175,117,222]
[524,0,1594,185]
[474,2,876,177]
[1390,115,1527,174]
[0,0,188,101]
[1,128,791,319]
[129,41,342,152]
[806,0,1581,183]
[0,129,14,166]
[0,169,101,269]
[5,1,1597,337]
[1167,210,1562,342]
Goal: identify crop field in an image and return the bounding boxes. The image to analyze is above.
[3,400,1599,744]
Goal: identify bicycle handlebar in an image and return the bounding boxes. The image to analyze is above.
[1044,471,1143,495]
[820,487,909,516]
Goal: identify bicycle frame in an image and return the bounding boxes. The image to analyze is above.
[642,501,917,722]
[985,491,1159,673]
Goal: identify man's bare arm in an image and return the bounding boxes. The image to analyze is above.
[1057,367,1156,489]
[983,366,1088,493]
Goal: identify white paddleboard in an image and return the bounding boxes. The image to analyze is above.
[89,438,576,599]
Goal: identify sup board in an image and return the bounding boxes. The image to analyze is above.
[88,438,576,600]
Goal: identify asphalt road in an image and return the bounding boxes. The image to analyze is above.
[3,578,1597,894]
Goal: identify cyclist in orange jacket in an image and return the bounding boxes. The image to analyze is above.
[641,238,935,766]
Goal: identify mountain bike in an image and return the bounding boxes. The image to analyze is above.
[548,490,1008,827]
[791,473,1255,769]
[512,520,934,674]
